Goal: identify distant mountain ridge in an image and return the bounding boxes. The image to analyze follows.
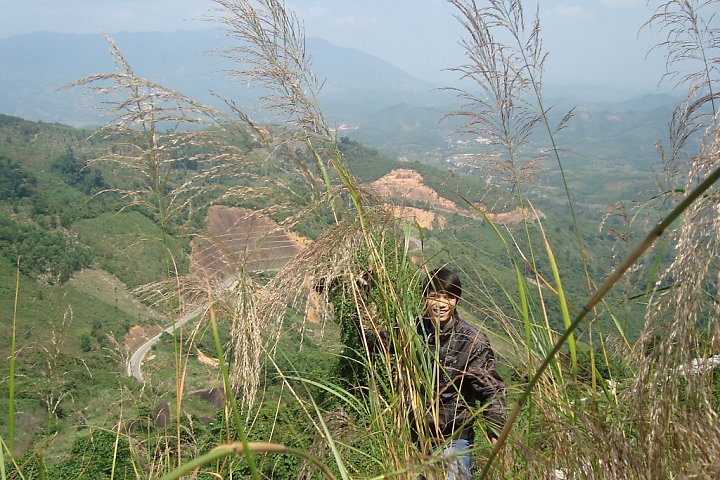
[0,29,450,127]
[1,29,684,166]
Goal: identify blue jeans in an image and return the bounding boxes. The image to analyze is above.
[439,439,473,480]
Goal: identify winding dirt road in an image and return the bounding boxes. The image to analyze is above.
[126,275,236,383]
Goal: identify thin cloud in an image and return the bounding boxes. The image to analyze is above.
[302,6,332,19]
[548,5,590,18]
[291,2,378,29]
[333,14,378,27]
[600,0,644,7]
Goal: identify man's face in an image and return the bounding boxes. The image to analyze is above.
[424,291,458,327]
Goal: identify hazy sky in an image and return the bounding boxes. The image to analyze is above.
[0,0,694,92]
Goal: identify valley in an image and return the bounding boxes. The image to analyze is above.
[0,1,716,475]
[0,108,665,469]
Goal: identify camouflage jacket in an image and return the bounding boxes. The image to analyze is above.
[417,314,506,442]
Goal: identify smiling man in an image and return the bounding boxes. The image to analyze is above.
[417,267,506,480]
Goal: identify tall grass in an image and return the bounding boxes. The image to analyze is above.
[7,0,720,479]
[7,258,20,457]
[0,258,21,478]
[54,1,361,477]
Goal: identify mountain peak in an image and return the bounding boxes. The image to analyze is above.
[0,29,449,127]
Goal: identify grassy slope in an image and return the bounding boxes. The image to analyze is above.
[0,115,177,457]
[74,210,184,289]
[0,255,141,453]
[0,115,649,470]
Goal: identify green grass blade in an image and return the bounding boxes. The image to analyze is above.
[479,161,720,480]
[282,373,368,417]
[307,393,350,480]
[514,263,532,372]
[158,442,337,480]
[607,309,630,349]
[0,437,6,480]
[514,262,536,451]
[543,234,576,375]
[8,257,20,457]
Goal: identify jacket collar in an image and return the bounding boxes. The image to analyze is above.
[420,312,459,338]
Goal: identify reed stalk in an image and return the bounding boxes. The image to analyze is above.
[159,441,337,480]
[480,160,720,479]
[62,0,720,478]
[7,257,19,457]
[209,304,259,478]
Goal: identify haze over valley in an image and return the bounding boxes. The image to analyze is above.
[0,1,718,478]
[0,27,681,211]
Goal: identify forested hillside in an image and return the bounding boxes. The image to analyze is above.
[1,0,719,479]
[0,108,638,477]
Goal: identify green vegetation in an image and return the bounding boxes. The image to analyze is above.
[1,0,719,479]
[74,211,186,289]
[0,155,37,200]
[51,147,107,195]
[0,217,91,282]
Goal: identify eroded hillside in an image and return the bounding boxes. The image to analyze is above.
[365,168,541,228]
[190,206,308,280]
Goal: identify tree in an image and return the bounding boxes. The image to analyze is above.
[0,154,37,201]
[51,147,107,195]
